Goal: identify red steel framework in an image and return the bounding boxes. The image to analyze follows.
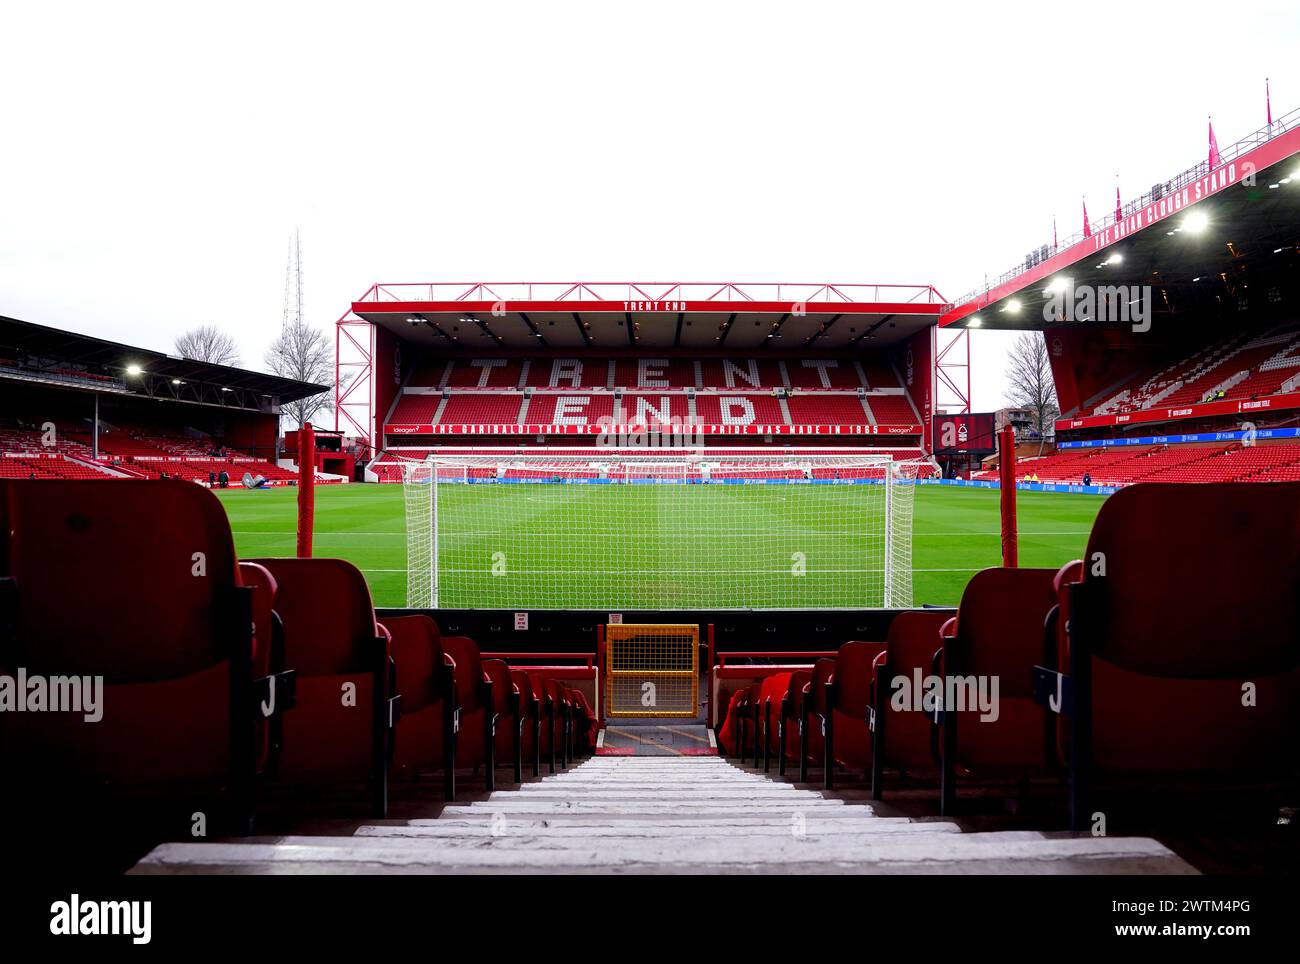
[335,280,959,447]
[934,325,971,414]
[351,280,946,306]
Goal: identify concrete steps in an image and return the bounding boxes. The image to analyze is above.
[130,757,1197,875]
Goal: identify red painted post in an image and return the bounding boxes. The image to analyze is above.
[998,425,1018,568]
[296,422,316,558]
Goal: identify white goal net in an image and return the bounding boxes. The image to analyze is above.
[402,452,926,611]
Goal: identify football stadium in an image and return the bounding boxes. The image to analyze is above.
[2,2,1299,940]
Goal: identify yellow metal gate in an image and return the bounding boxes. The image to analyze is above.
[605,623,699,718]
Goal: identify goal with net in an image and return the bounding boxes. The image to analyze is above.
[402,452,927,611]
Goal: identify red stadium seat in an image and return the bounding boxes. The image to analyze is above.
[776,671,811,777]
[529,674,558,772]
[544,678,572,769]
[867,610,951,800]
[511,669,541,778]
[1045,482,1300,829]
[0,480,287,833]
[249,557,394,818]
[716,685,747,758]
[379,614,456,799]
[441,635,495,786]
[757,672,793,772]
[238,561,290,773]
[483,658,517,786]
[819,640,887,788]
[799,659,835,783]
[568,686,595,757]
[937,567,1058,815]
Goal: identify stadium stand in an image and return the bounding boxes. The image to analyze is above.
[785,393,872,425]
[975,439,1300,485]
[1080,323,1300,417]
[436,393,523,425]
[382,355,922,437]
[523,392,617,424]
[691,392,785,425]
[10,475,1291,874]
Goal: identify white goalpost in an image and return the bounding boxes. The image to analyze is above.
[402,452,926,611]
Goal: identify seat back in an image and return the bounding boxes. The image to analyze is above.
[1070,484,1300,776]
[381,615,444,716]
[249,557,385,785]
[832,640,886,716]
[2,480,239,680]
[483,659,514,716]
[442,636,486,711]
[949,567,1057,773]
[238,561,278,679]
[783,671,812,714]
[249,558,378,675]
[878,610,950,770]
[1081,482,1300,678]
[954,568,1057,694]
[510,669,536,718]
[807,658,835,716]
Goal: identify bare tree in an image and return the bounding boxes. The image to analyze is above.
[175,325,242,366]
[1005,332,1059,448]
[265,318,333,428]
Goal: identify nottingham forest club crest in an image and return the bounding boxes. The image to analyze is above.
[939,418,967,450]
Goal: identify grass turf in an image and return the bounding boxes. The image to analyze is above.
[215,483,1104,610]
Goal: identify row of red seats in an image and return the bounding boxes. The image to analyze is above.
[1087,323,1300,416]
[390,391,915,427]
[416,356,898,390]
[721,482,1300,828]
[0,480,592,834]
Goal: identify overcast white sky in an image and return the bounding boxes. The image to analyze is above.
[2,1,1297,413]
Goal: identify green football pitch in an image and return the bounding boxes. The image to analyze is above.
[215,483,1104,610]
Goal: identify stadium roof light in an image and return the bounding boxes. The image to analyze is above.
[1002,299,1021,314]
[968,315,982,327]
[1044,277,1070,294]
[125,363,143,376]
[1183,210,1210,233]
